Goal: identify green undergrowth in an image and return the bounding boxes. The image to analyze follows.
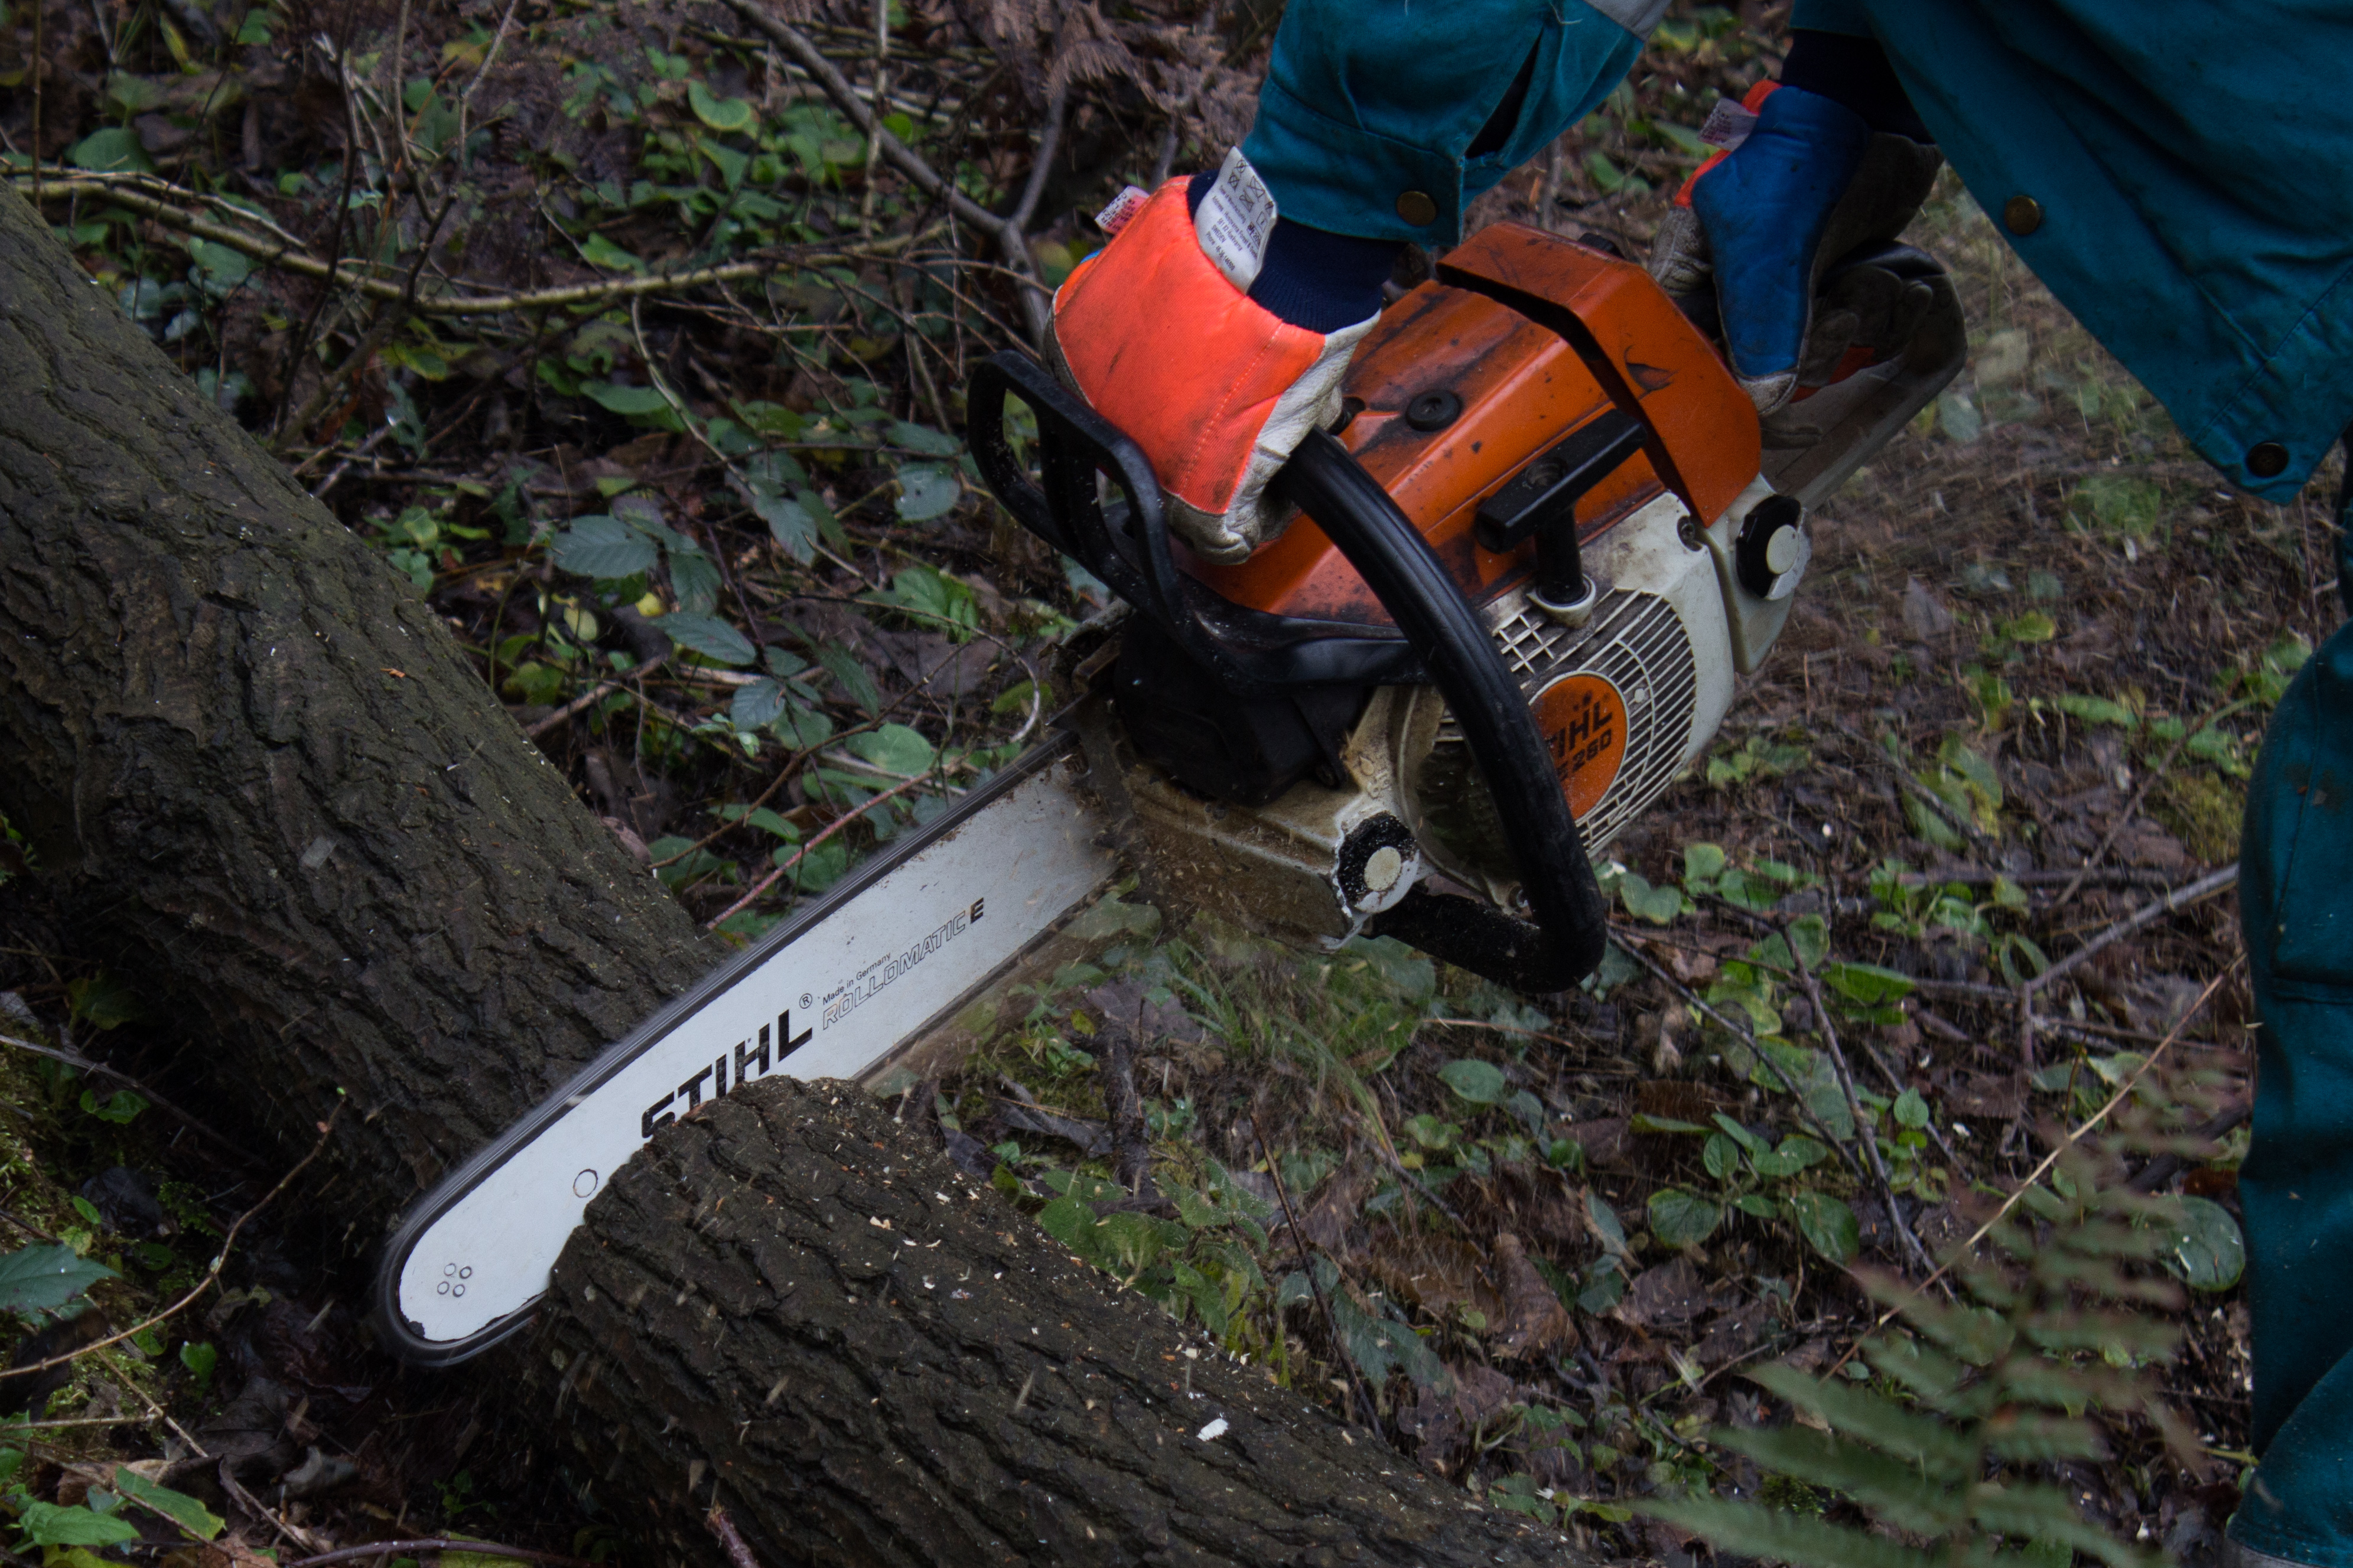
[1642,1132,2225,1568]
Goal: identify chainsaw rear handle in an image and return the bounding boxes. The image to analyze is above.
[968,350,1609,991]
[1275,430,1610,991]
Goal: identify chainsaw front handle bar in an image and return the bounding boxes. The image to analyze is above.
[1275,429,1610,991]
[967,352,1425,695]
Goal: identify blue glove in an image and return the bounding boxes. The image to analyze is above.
[1652,80,1939,413]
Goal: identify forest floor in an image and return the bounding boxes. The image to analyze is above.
[0,0,2317,1562]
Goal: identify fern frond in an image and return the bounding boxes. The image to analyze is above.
[1639,1496,1942,1568]
[2028,1250,2185,1308]
[1978,1408,2108,1464]
[1710,1427,1969,1535]
[1749,1364,1977,1481]
[2016,1308,2179,1360]
[1969,1481,2163,1568]
[1876,1292,2017,1367]
[1994,1356,2149,1414]
[1861,1334,1988,1419]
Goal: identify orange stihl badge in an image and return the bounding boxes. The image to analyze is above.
[1532,672,1627,819]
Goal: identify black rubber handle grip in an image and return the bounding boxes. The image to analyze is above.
[1276,429,1610,990]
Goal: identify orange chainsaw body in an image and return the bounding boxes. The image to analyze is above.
[1187,223,1763,625]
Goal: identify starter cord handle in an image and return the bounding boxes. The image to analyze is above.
[1277,429,1610,990]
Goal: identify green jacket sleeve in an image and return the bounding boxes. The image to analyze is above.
[1238,0,1651,244]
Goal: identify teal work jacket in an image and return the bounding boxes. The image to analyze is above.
[1238,0,2353,501]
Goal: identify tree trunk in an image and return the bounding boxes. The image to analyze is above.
[542,1078,1580,1567]
[0,184,1594,1566]
[0,181,712,1212]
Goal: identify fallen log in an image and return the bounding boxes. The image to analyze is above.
[542,1078,1584,1566]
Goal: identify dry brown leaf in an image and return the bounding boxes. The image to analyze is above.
[1489,1232,1575,1361]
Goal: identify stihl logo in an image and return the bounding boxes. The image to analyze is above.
[1547,696,1614,774]
[640,1010,812,1140]
[1531,672,1629,820]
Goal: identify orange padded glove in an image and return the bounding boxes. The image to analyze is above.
[1044,152,1386,565]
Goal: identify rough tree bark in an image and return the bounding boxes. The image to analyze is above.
[0,184,1595,1564]
[543,1080,1582,1566]
[0,181,712,1208]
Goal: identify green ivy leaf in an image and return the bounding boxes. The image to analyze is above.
[177,1339,217,1389]
[67,127,153,174]
[1702,1132,1742,1181]
[894,462,962,522]
[1894,1088,1931,1129]
[1818,961,1915,1008]
[1036,1196,1098,1261]
[847,723,935,778]
[2165,1195,2245,1292]
[550,514,658,581]
[889,419,962,457]
[687,79,755,132]
[1437,1058,1508,1106]
[660,612,756,667]
[582,380,675,421]
[1789,1192,1860,1263]
[2053,692,2138,729]
[1584,1191,1630,1259]
[0,1247,117,1315]
[1648,1187,1723,1248]
[15,1501,140,1549]
[113,1470,224,1541]
[577,233,645,273]
[1616,871,1685,925]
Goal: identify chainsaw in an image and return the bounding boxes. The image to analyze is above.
[372,221,1963,1364]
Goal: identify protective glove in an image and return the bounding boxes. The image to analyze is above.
[1045,151,1398,565]
[1651,80,1941,413]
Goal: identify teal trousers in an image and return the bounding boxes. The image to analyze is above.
[2238,508,2353,1567]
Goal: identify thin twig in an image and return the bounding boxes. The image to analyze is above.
[0,1033,262,1167]
[1253,1121,1376,1432]
[1607,932,1864,1179]
[705,1506,763,1568]
[1823,966,2232,1379]
[2019,862,2238,1067]
[704,770,933,928]
[6,1106,343,1380]
[721,0,1009,240]
[12,178,929,315]
[1778,915,1934,1274]
[522,654,669,741]
[2025,863,2240,996]
[2051,699,2250,909]
[219,1466,328,1555]
[719,0,1052,336]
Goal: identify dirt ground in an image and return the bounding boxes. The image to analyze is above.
[0,0,2315,1562]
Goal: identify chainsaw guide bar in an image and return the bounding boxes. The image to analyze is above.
[372,734,1117,1364]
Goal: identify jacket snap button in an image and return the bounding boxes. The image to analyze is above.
[2002,195,2043,235]
[2249,441,2290,478]
[1394,190,1439,227]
